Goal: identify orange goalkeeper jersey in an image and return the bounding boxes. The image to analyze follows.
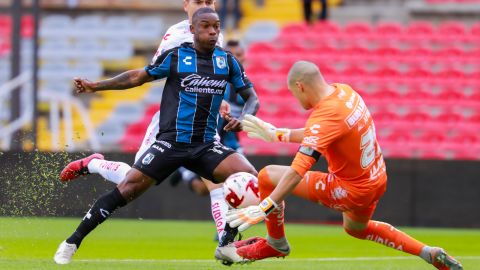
[291,83,386,187]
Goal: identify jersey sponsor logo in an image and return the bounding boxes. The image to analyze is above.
[180,74,227,95]
[345,93,356,109]
[183,56,192,66]
[302,136,319,146]
[215,56,226,69]
[345,97,366,129]
[142,153,155,165]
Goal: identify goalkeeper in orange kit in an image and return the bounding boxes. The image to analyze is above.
[216,61,463,270]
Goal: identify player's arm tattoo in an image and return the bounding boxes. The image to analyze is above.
[238,87,260,118]
[92,69,154,91]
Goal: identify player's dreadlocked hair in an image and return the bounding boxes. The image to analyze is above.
[192,7,217,24]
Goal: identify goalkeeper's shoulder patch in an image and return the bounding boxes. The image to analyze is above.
[298,146,321,161]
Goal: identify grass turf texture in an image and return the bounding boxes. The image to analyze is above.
[0,217,479,270]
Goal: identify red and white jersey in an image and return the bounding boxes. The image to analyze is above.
[150,20,224,64]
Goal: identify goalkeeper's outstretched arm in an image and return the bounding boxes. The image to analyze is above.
[241,114,305,143]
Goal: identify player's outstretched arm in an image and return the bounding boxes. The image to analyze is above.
[73,68,154,94]
[241,114,305,143]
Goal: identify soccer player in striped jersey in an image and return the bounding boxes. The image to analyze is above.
[59,0,239,253]
[54,8,259,265]
[221,61,462,270]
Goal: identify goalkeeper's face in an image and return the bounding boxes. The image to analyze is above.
[184,0,216,21]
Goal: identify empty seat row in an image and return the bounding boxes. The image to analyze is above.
[281,20,480,37]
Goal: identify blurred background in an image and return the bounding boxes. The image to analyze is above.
[0,0,479,227]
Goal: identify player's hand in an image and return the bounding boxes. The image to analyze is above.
[73,77,96,94]
[242,114,291,143]
[219,100,231,119]
[227,197,278,232]
[223,115,242,132]
[226,206,266,232]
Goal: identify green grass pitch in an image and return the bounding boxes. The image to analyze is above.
[0,217,479,269]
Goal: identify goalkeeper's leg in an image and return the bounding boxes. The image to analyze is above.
[255,166,312,253]
[343,210,463,269]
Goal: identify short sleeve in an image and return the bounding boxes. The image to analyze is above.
[228,54,252,92]
[144,49,174,80]
[290,105,348,176]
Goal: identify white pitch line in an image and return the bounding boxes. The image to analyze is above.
[76,256,480,263]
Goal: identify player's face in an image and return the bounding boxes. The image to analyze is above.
[184,0,216,21]
[191,13,220,51]
[226,46,245,64]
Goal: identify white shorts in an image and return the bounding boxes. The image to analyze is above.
[134,111,160,163]
[133,110,221,163]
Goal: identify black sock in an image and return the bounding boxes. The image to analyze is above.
[66,188,127,247]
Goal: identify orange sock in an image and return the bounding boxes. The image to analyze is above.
[345,220,425,256]
[258,168,285,239]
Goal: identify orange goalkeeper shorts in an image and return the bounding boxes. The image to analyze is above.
[300,171,388,223]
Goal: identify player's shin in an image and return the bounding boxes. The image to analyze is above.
[210,187,231,244]
[88,159,131,184]
[66,188,127,247]
[259,168,287,242]
[345,220,425,256]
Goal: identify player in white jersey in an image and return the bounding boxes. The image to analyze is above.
[59,0,238,249]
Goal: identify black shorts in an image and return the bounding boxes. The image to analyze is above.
[132,140,236,185]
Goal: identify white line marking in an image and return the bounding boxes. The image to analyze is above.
[74,256,480,263]
[3,256,478,263]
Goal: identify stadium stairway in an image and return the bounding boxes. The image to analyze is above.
[33,14,165,151]
[238,0,342,31]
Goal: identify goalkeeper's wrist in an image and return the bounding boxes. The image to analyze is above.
[259,196,278,215]
[274,128,291,143]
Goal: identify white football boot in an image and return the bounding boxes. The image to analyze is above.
[54,240,77,264]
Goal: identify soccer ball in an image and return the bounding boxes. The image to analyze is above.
[223,172,260,209]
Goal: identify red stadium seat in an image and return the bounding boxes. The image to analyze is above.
[281,23,310,35]
[374,45,402,58]
[437,21,467,36]
[21,15,33,38]
[311,20,341,34]
[248,42,277,54]
[471,22,480,36]
[376,22,404,36]
[403,110,432,124]
[406,21,435,36]
[343,21,372,36]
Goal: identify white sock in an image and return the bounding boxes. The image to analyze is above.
[87,159,131,185]
[210,187,229,239]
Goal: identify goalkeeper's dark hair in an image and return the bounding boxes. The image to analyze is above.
[192,7,218,24]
